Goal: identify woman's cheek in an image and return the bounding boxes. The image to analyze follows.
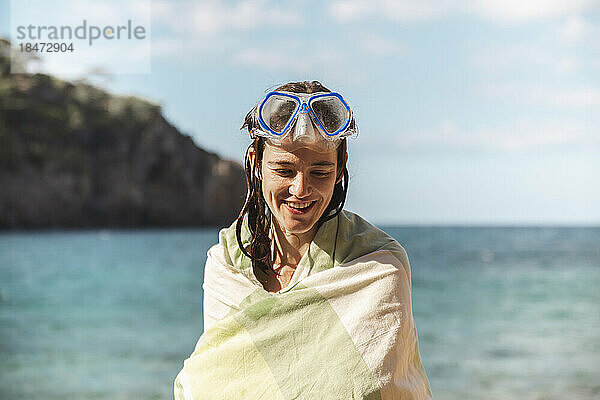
[316,177,336,193]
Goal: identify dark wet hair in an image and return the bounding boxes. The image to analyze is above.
[236,81,349,286]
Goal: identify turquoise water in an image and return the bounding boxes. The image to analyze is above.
[1,226,599,399]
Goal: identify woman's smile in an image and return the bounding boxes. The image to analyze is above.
[282,199,317,214]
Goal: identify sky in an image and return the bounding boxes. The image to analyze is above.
[1,0,599,225]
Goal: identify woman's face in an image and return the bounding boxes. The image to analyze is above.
[258,142,341,238]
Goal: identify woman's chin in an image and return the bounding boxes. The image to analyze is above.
[277,213,318,235]
[280,219,315,235]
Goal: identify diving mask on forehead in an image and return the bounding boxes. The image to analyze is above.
[247,91,357,151]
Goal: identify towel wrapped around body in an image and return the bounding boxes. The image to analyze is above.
[174,210,433,399]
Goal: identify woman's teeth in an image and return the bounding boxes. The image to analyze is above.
[286,201,313,210]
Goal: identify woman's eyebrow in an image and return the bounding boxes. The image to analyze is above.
[312,161,335,167]
[266,161,335,167]
[267,161,295,167]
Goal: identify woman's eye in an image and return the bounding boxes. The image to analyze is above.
[311,171,331,178]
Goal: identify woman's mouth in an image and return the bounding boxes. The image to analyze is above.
[283,200,316,215]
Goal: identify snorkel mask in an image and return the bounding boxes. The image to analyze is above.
[245,90,357,151]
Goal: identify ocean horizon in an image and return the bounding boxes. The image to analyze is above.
[1,225,599,399]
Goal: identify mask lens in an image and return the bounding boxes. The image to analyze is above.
[310,96,349,134]
[260,96,298,134]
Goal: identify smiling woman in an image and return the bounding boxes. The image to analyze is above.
[246,140,345,292]
[174,81,433,399]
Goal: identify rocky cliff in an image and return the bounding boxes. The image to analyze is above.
[0,39,246,228]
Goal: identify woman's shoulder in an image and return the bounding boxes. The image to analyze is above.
[210,219,251,271]
[334,210,411,279]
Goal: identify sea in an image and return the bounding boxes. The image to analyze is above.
[1,226,599,400]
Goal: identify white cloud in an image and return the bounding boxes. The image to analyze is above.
[482,83,600,109]
[329,0,447,23]
[470,16,600,77]
[229,43,369,85]
[560,16,589,42]
[382,118,599,153]
[149,0,306,61]
[150,2,402,76]
[11,0,152,28]
[329,0,599,23]
[329,0,369,22]
[153,0,302,36]
[557,15,600,44]
[469,40,592,76]
[470,0,597,23]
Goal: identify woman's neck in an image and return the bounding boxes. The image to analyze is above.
[271,222,318,268]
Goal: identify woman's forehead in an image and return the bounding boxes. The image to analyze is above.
[263,142,337,164]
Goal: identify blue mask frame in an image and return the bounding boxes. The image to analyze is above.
[256,91,354,139]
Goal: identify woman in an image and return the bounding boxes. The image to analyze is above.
[174,81,433,399]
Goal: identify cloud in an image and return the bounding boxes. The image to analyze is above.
[470,16,600,76]
[470,0,597,23]
[558,15,599,44]
[559,15,590,42]
[228,39,370,84]
[150,1,402,77]
[329,0,599,24]
[153,0,302,36]
[374,118,599,153]
[329,0,447,23]
[469,39,592,76]
[150,0,304,61]
[11,0,152,29]
[482,83,600,109]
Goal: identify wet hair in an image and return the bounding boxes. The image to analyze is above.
[236,81,349,286]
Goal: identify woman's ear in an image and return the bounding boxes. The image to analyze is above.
[336,152,348,183]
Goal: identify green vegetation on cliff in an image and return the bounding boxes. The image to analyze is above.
[0,39,246,228]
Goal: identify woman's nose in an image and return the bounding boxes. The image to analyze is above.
[289,173,311,198]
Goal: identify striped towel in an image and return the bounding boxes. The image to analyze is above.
[174,211,432,399]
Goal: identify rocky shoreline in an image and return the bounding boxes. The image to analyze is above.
[0,39,246,229]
